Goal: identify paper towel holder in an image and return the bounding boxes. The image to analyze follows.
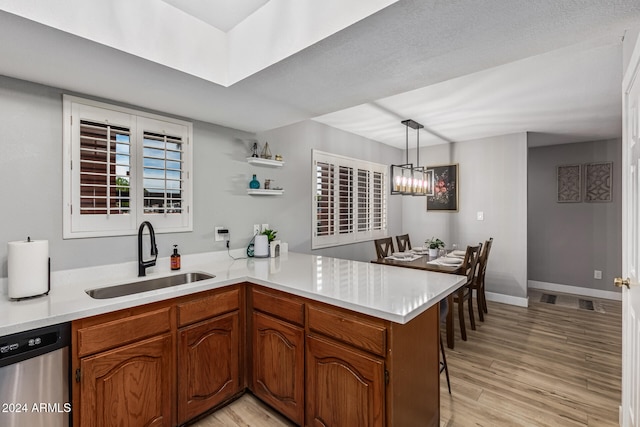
[14,257,51,301]
[8,237,51,301]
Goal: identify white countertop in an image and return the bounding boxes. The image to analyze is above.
[0,251,466,336]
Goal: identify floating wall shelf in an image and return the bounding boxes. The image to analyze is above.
[246,157,284,168]
[247,189,284,196]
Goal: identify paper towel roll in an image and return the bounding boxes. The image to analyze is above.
[8,239,49,299]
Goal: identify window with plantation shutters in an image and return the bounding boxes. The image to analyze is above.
[312,150,387,249]
[63,96,193,238]
[79,120,131,216]
[142,130,184,214]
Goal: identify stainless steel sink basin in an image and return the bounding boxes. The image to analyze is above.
[86,272,215,299]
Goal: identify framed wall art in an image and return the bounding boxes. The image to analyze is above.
[426,164,458,212]
[584,161,612,202]
[556,164,581,203]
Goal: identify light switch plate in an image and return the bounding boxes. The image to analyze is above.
[594,270,602,279]
[261,223,269,232]
[477,211,484,221]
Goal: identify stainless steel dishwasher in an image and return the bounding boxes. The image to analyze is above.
[0,322,71,427]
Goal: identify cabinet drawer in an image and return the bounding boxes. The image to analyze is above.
[307,305,387,356]
[177,288,239,327]
[77,307,172,357]
[252,288,304,326]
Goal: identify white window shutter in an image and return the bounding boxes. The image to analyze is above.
[312,150,387,249]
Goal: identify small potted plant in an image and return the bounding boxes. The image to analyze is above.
[426,237,445,257]
[261,228,277,243]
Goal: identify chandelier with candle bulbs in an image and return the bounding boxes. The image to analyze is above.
[390,119,433,196]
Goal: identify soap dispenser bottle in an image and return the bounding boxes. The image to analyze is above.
[171,245,181,270]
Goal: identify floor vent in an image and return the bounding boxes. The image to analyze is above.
[579,299,595,311]
[540,294,557,304]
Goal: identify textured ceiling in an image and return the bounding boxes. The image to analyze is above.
[0,0,639,148]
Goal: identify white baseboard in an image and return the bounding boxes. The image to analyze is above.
[485,292,529,307]
[528,280,622,301]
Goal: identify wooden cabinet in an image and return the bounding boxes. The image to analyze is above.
[176,286,242,423]
[73,282,439,426]
[72,286,243,427]
[252,311,304,425]
[305,304,387,427]
[177,311,240,424]
[80,334,173,427]
[250,287,305,425]
[306,334,385,427]
[73,305,175,426]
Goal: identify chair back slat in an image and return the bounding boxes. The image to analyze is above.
[463,244,482,284]
[478,237,493,279]
[374,237,395,259]
[396,234,412,252]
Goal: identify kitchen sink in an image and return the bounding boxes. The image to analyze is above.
[85,272,215,299]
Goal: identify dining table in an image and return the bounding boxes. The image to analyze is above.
[371,251,466,349]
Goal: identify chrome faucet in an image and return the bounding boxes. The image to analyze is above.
[138,221,158,277]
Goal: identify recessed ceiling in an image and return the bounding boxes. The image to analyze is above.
[0,0,638,149]
[160,0,269,32]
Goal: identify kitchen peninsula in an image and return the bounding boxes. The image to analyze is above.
[0,252,465,426]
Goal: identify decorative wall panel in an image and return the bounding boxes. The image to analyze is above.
[557,164,581,203]
[584,162,612,202]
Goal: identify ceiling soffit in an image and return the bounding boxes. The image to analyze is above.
[0,0,397,86]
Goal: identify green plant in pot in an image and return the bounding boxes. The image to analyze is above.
[427,237,445,257]
[261,229,277,243]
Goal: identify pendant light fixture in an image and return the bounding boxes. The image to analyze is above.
[391,119,430,196]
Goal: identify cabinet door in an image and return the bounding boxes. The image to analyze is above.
[252,311,304,425]
[80,334,173,427]
[306,335,385,427]
[177,311,240,424]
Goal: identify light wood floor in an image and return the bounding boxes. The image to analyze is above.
[191,292,622,427]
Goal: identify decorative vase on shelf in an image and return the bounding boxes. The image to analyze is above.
[249,174,260,189]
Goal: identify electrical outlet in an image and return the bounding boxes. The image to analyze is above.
[215,226,225,242]
[594,270,602,280]
[253,224,261,235]
[261,223,269,232]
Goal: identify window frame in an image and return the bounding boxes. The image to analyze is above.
[62,95,193,239]
[312,149,388,249]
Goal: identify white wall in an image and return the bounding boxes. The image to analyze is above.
[257,120,404,262]
[0,76,402,278]
[403,133,529,302]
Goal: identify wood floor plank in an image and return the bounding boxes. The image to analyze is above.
[440,292,621,427]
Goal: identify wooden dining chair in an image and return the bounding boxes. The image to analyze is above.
[374,237,395,259]
[469,237,493,321]
[453,243,482,341]
[395,234,412,252]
